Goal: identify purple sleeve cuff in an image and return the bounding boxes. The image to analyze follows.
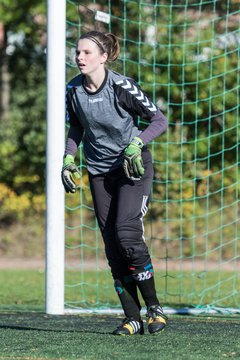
[138,109,168,144]
[64,124,83,157]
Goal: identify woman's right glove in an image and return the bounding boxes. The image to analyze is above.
[61,154,81,193]
[123,137,145,179]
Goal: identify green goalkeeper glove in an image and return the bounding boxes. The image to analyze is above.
[123,137,145,179]
[61,154,81,193]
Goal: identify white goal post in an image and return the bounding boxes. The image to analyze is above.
[46,0,66,315]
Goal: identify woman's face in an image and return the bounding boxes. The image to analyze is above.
[75,38,107,76]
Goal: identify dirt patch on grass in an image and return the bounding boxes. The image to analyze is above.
[0,257,239,271]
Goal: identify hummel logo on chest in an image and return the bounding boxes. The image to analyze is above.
[89,98,103,103]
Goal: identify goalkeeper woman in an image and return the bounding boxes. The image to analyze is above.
[62,31,168,336]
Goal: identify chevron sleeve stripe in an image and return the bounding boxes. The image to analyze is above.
[115,78,168,144]
[115,79,157,115]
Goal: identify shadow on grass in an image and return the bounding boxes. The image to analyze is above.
[0,312,119,335]
[1,311,240,334]
[1,312,240,360]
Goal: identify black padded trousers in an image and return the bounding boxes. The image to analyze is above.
[88,148,160,318]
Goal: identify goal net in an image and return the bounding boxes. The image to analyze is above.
[64,0,240,314]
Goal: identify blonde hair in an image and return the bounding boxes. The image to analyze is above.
[79,31,120,62]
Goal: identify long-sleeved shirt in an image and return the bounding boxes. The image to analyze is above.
[65,69,168,175]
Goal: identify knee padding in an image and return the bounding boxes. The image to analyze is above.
[115,221,151,268]
[119,244,150,268]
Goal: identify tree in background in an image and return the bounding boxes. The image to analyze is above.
[0,1,46,226]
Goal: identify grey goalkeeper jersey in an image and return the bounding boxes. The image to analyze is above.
[66,69,168,175]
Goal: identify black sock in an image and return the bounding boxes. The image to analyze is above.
[136,277,160,308]
[114,278,141,321]
[123,275,141,311]
[129,262,160,308]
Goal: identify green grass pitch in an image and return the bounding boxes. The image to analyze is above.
[0,270,239,359]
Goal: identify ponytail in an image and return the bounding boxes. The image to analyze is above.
[79,31,120,62]
[105,33,120,62]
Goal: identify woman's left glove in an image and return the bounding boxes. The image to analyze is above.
[61,154,81,193]
[123,137,145,179]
